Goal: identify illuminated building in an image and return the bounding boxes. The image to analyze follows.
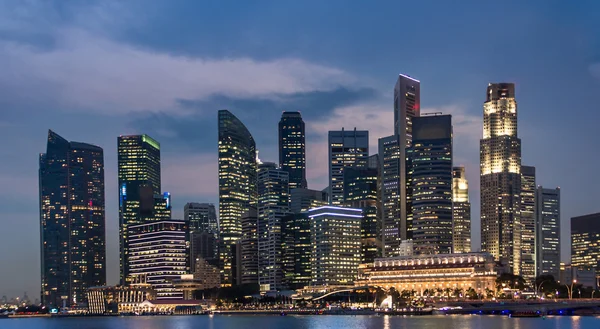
[309,206,362,285]
[520,165,536,283]
[185,203,218,268]
[559,264,596,288]
[39,130,106,308]
[118,134,161,284]
[411,115,453,255]
[379,134,403,256]
[279,111,307,190]
[357,253,497,295]
[328,128,369,205]
[257,162,290,290]
[190,231,217,270]
[218,109,258,285]
[290,188,328,214]
[535,187,561,279]
[572,213,600,273]
[343,156,380,263]
[87,285,155,314]
[480,83,522,274]
[240,207,259,285]
[193,258,221,290]
[128,220,189,300]
[452,166,471,253]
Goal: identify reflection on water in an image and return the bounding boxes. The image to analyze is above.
[0,315,599,329]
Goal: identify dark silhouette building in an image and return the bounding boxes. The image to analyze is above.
[279,111,307,190]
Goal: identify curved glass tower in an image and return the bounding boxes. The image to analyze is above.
[218,110,257,285]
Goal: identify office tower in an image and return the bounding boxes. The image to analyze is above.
[410,115,453,255]
[128,220,189,300]
[218,110,258,285]
[452,166,471,253]
[480,83,522,274]
[118,134,161,284]
[257,163,289,291]
[343,157,379,263]
[536,187,561,279]
[328,128,369,205]
[309,206,362,285]
[240,207,259,285]
[282,212,311,289]
[39,130,106,307]
[520,166,536,283]
[394,74,421,138]
[379,135,402,256]
[572,213,600,270]
[184,203,218,235]
[190,231,218,270]
[279,111,307,190]
[290,188,328,214]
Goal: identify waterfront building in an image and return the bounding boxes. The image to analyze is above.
[357,253,497,295]
[559,264,597,288]
[535,187,561,280]
[257,162,290,291]
[128,220,189,299]
[279,111,307,190]
[572,213,600,271]
[309,206,362,285]
[520,165,536,283]
[480,83,522,274]
[411,114,453,255]
[452,166,471,253]
[328,128,369,205]
[218,110,258,285]
[39,130,106,307]
[118,134,161,285]
[87,285,156,314]
[282,212,312,289]
[240,207,259,285]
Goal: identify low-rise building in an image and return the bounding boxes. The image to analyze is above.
[87,285,156,314]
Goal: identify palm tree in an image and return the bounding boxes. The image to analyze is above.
[444,288,452,298]
[436,288,443,298]
[454,288,463,298]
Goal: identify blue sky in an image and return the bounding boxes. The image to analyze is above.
[0,0,599,299]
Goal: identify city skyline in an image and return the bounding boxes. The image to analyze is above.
[1,0,599,298]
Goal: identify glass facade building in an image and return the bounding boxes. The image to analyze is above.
[452,166,471,253]
[328,128,369,205]
[39,130,106,307]
[535,187,560,279]
[279,111,307,190]
[572,213,600,270]
[520,165,536,283]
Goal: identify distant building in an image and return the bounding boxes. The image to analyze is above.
[190,231,218,270]
[379,134,403,256]
[39,130,106,308]
[559,263,597,289]
[184,203,218,235]
[398,240,414,256]
[535,187,561,280]
[328,128,369,205]
[452,166,471,253]
[281,213,311,289]
[128,220,189,299]
[309,206,362,285]
[279,111,307,190]
[411,114,453,255]
[520,165,536,283]
[290,188,328,214]
[240,207,259,285]
[571,213,600,270]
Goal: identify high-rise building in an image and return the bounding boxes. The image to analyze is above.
[240,207,258,285]
[118,134,161,284]
[184,203,218,235]
[452,166,471,253]
[309,206,362,285]
[279,111,307,190]
[328,128,369,205]
[257,162,290,291]
[379,134,402,256]
[572,213,600,270]
[218,109,258,285]
[290,188,328,214]
[536,187,561,279]
[411,115,453,255]
[39,130,106,307]
[520,166,536,283]
[190,231,218,270]
[128,220,189,300]
[480,83,522,274]
[281,213,311,289]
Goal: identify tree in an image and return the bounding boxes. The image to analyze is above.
[466,287,478,300]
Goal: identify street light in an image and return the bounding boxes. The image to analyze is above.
[565,279,577,300]
[536,280,550,300]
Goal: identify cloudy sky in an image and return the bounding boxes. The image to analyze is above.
[0,0,599,299]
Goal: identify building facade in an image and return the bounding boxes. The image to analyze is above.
[218,110,258,285]
[411,115,453,255]
[480,83,522,274]
[184,203,218,235]
[282,213,312,289]
[290,188,328,214]
[572,213,600,270]
[309,206,362,285]
[328,129,369,205]
[190,231,218,270]
[87,285,155,314]
[39,130,106,308]
[520,165,536,283]
[452,166,471,253]
[118,134,161,285]
[240,207,259,285]
[128,220,189,300]
[535,187,561,279]
[279,111,307,190]
[379,134,403,256]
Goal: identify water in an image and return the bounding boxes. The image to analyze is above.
[1,315,599,329]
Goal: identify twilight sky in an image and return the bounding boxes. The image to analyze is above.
[0,0,599,299]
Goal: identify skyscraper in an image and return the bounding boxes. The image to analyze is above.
[571,213,600,270]
[452,166,471,253]
[240,207,259,285]
[411,115,453,255]
[184,203,218,235]
[535,187,560,279]
[39,130,106,307]
[520,165,536,283]
[480,83,522,274]
[118,134,161,284]
[279,111,307,190]
[328,128,369,205]
[218,109,258,285]
[257,162,290,290]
